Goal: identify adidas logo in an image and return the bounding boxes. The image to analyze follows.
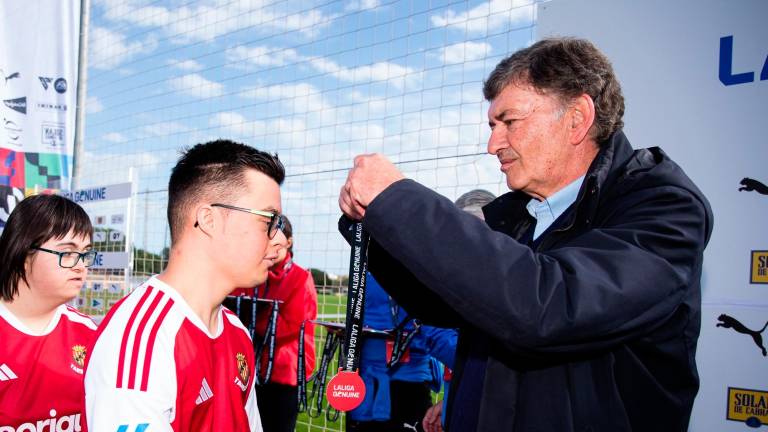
[195,377,213,405]
[0,363,17,381]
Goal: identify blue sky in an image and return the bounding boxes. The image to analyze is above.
[81,0,536,275]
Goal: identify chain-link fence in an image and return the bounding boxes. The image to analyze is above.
[82,0,539,429]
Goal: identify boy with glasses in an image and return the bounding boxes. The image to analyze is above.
[85,140,285,432]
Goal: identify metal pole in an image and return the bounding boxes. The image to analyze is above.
[72,0,90,191]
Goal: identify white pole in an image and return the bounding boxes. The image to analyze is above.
[72,0,90,191]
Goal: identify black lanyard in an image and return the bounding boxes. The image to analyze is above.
[255,299,279,385]
[340,222,370,373]
[308,330,341,419]
[388,315,422,368]
[297,320,312,413]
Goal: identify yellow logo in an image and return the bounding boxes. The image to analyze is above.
[751,251,768,284]
[72,345,87,368]
[727,387,768,427]
[236,353,249,384]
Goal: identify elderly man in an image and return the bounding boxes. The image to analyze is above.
[338,38,713,431]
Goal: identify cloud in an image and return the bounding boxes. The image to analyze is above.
[239,82,328,113]
[168,74,224,99]
[345,0,381,12]
[225,45,302,68]
[430,0,535,35]
[102,132,127,143]
[97,0,338,43]
[167,59,204,71]
[439,41,492,64]
[138,121,191,138]
[89,26,157,70]
[309,57,415,87]
[86,96,104,114]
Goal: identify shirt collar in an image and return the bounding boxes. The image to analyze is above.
[526,175,586,222]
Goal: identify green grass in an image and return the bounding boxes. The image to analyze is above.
[317,293,347,318]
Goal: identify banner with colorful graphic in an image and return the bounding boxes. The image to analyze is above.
[0,0,81,228]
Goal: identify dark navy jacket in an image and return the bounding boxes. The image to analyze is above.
[340,131,713,431]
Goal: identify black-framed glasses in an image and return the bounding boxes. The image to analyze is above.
[33,247,98,268]
[209,203,283,239]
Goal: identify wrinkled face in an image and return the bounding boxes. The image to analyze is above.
[487,83,572,200]
[25,231,91,305]
[214,169,282,288]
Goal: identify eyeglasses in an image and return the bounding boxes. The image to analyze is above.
[33,247,98,268]
[208,203,283,239]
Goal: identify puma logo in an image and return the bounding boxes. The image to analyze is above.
[739,178,768,195]
[717,314,768,356]
[0,69,20,85]
[402,421,418,431]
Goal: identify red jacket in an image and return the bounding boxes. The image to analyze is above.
[253,254,317,386]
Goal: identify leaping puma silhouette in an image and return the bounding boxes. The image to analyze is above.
[402,421,418,432]
[739,178,768,195]
[716,314,768,356]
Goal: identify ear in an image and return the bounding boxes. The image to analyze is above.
[286,237,293,250]
[567,93,596,145]
[194,205,216,236]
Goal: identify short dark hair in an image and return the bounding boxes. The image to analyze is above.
[281,215,294,255]
[0,194,93,301]
[167,139,285,242]
[483,37,625,144]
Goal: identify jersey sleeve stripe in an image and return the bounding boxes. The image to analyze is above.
[116,285,155,388]
[139,298,175,392]
[127,290,166,390]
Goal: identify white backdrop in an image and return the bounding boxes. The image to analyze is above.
[538,0,768,430]
[0,0,81,227]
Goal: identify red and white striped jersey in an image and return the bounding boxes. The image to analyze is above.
[0,302,97,430]
[84,277,261,432]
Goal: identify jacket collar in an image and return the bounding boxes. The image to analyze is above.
[483,130,634,235]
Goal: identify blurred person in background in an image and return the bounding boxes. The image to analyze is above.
[0,194,97,430]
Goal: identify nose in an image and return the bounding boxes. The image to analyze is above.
[487,126,507,155]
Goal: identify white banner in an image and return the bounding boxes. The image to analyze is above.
[0,0,81,228]
[538,1,767,430]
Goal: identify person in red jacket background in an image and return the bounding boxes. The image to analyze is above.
[253,215,318,432]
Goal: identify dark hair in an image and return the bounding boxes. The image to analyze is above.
[167,139,285,242]
[281,215,294,255]
[0,194,93,301]
[483,37,625,145]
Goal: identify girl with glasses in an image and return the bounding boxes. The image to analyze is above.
[0,194,97,429]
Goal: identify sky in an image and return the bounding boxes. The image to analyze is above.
[81,0,537,276]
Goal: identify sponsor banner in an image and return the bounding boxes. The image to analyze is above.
[727,388,768,428]
[61,182,132,203]
[0,0,81,229]
[751,251,768,284]
[90,252,130,270]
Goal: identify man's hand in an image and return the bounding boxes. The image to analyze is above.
[338,153,405,220]
[422,401,444,432]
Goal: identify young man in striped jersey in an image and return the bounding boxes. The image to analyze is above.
[85,140,285,432]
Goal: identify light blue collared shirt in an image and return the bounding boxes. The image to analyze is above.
[526,175,585,240]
